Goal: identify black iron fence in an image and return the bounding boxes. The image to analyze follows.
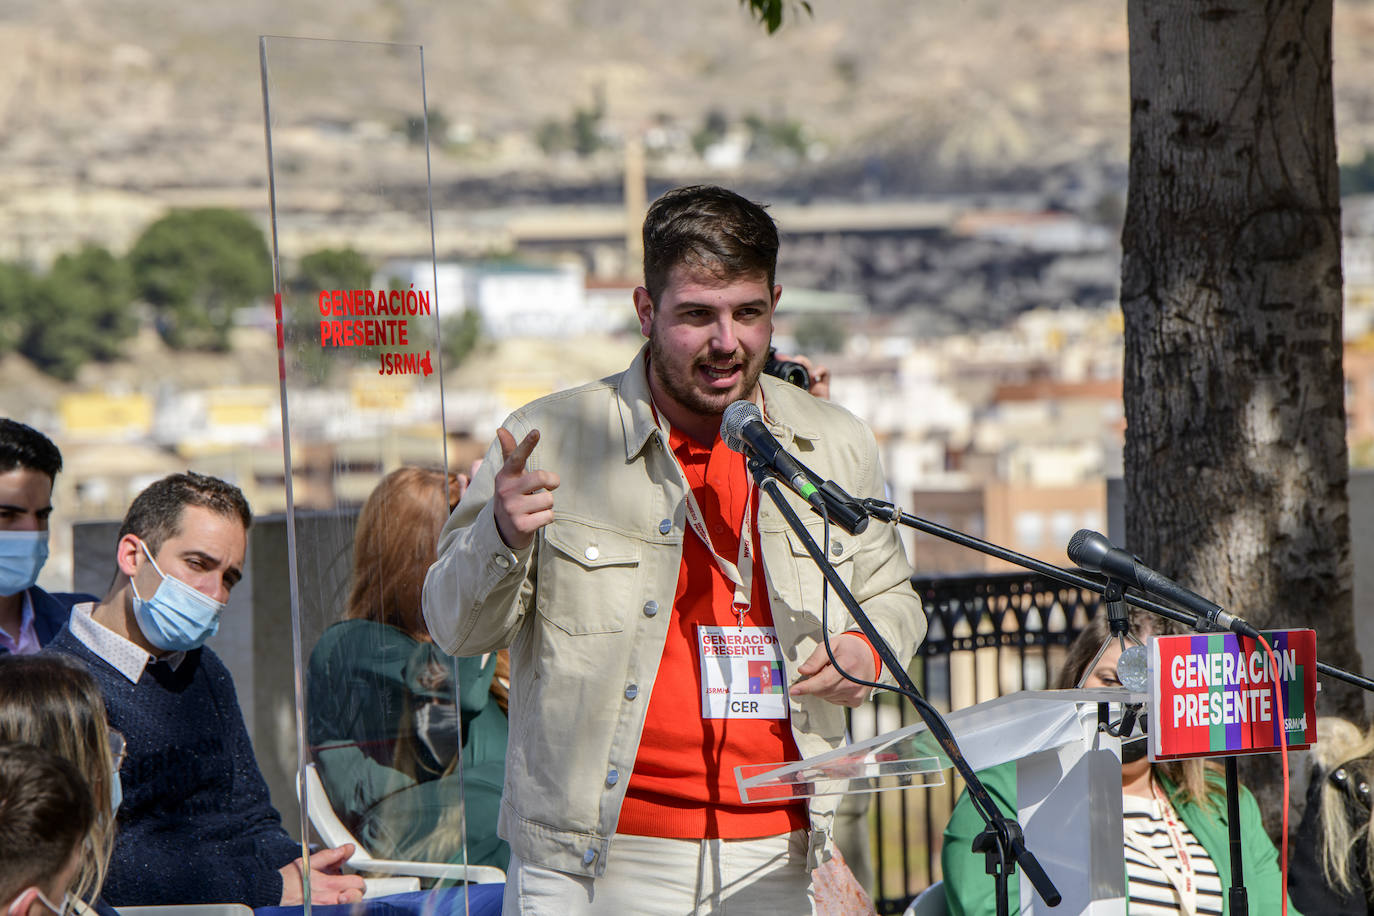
[854,570,1109,914]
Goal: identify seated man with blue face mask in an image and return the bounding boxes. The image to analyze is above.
[0,418,95,655]
[48,471,366,909]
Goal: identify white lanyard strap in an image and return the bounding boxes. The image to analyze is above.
[655,407,756,626]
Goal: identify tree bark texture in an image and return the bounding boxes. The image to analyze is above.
[1123,0,1361,831]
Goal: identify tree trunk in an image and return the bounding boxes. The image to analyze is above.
[1123,0,1362,835]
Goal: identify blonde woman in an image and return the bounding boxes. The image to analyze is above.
[1289,717,1374,914]
[0,653,118,915]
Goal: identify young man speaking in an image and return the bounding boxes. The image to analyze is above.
[425,185,925,914]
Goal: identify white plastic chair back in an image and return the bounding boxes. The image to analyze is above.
[299,762,505,887]
[904,880,946,916]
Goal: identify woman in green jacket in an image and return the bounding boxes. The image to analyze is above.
[941,610,1294,916]
[306,466,510,871]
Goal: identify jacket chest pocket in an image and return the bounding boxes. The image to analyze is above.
[536,520,643,635]
[776,524,859,633]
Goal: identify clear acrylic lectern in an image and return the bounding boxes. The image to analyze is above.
[739,688,1141,915]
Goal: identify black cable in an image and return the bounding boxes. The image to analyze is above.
[815,502,888,697]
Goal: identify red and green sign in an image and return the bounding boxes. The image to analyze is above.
[1148,629,1317,761]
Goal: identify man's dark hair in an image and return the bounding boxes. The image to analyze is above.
[117,471,253,555]
[641,185,779,303]
[0,741,94,902]
[0,420,62,482]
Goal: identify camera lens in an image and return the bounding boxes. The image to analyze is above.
[763,349,811,390]
[780,364,809,388]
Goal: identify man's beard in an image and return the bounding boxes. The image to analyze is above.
[648,333,768,420]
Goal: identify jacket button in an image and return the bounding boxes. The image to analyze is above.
[643,600,659,618]
[830,540,844,557]
[585,545,600,561]
[658,518,672,535]
[606,769,619,787]
[625,684,638,700]
[495,554,511,569]
[582,848,597,867]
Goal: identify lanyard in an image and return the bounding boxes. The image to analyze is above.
[1124,780,1198,916]
[654,405,756,628]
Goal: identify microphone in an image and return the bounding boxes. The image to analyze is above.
[722,401,822,507]
[721,401,869,535]
[1066,529,1259,638]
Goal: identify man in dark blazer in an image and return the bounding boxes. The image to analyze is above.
[0,419,93,654]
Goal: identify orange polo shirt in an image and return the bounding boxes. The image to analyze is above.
[617,427,809,839]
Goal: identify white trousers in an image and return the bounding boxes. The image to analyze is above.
[503,830,816,916]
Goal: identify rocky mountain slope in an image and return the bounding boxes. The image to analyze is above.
[2,1,1132,194]
[2,2,1372,227]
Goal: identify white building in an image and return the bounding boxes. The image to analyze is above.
[378,259,604,339]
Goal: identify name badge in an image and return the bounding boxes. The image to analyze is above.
[698,625,788,719]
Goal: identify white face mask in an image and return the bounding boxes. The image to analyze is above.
[6,889,69,915]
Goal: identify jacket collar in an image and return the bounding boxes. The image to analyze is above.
[29,585,77,645]
[618,345,663,461]
[616,343,821,460]
[757,374,821,446]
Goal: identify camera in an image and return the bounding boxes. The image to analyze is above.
[763,349,811,390]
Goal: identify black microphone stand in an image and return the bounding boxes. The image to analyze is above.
[1074,578,1146,747]
[1226,756,1248,916]
[748,461,1061,916]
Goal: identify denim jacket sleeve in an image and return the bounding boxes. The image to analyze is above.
[423,414,538,657]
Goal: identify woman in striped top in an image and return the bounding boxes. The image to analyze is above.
[1066,612,1226,915]
[942,609,1293,915]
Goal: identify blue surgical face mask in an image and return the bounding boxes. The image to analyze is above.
[0,530,48,597]
[111,771,123,815]
[129,540,226,652]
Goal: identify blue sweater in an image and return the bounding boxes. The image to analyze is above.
[48,626,301,907]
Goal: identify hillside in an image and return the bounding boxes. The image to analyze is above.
[2,1,1373,255]
[3,0,1133,197]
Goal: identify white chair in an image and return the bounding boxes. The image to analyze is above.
[298,761,506,897]
[903,879,946,916]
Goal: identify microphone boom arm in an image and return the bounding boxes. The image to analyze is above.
[859,498,1374,694]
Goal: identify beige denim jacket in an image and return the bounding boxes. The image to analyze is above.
[423,346,926,877]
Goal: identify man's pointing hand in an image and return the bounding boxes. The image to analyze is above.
[493,428,560,550]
